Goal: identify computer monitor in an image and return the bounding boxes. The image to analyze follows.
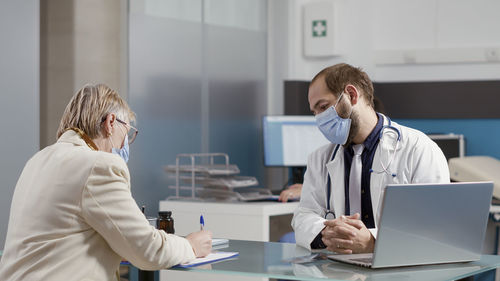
[263,116,330,167]
[428,134,465,160]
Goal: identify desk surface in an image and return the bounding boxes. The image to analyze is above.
[165,240,500,281]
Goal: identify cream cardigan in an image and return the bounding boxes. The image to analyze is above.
[0,130,195,280]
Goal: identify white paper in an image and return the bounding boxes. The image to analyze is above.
[175,251,239,268]
[212,238,229,246]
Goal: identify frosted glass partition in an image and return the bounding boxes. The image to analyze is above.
[206,1,268,190]
[129,0,267,215]
[0,0,39,249]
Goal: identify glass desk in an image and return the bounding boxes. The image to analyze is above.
[163,240,500,281]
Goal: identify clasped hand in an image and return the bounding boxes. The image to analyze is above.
[321,213,374,254]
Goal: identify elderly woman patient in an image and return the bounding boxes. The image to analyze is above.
[0,84,212,280]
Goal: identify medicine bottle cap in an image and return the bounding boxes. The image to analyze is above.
[158,211,172,218]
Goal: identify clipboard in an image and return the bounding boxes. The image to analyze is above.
[174,251,239,268]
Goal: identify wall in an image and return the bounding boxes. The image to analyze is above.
[40,0,125,148]
[373,0,500,82]
[268,0,500,161]
[372,0,500,162]
[0,0,39,249]
[268,0,376,116]
[269,0,500,113]
[40,0,74,147]
[1,0,124,250]
[395,119,500,160]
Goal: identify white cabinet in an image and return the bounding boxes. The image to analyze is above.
[159,200,299,242]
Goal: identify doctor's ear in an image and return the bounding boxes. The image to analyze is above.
[344,84,359,105]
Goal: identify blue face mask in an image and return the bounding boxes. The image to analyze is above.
[112,133,130,163]
[315,93,352,145]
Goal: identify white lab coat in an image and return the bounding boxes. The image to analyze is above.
[292,116,450,250]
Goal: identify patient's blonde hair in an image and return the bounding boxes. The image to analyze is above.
[57,84,136,139]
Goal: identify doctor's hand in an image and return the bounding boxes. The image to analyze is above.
[320,214,359,254]
[324,213,375,254]
[344,213,375,253]
[186,230,212,258]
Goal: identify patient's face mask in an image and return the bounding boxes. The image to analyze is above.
[112,135,129,163]
[109,125,130,163]
[315,93,352,145]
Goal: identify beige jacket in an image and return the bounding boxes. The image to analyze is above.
[0,130,195,281]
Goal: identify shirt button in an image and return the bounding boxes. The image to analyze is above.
[364,215,369,219]
[361,189,365,194]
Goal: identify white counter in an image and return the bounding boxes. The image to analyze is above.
[159,200,299,242]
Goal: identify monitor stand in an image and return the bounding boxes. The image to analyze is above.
[291,167,306,184]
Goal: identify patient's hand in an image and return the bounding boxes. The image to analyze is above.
[279,183,302,202]
[186,230,212,257]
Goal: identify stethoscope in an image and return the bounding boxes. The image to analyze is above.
[324,116,401,219]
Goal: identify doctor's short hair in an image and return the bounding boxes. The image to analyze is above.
[56,84,136,139]
[311,63,375,108]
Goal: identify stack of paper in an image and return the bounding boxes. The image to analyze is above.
[211,238,229,246]
[174,251,239,268]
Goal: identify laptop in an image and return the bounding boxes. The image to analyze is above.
[328,182,493,268]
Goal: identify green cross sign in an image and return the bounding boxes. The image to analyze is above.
[312,20,327,37]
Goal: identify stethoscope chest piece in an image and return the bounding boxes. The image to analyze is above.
[324,211,336,220]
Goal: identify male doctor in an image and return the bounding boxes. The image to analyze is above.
[292,63,449,254]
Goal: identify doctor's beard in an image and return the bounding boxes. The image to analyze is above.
[343,109,360,148]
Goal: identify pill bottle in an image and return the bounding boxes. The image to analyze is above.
[157,211,175,234]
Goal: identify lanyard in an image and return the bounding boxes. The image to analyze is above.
[66,127,99,151]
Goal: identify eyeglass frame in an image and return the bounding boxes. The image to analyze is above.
[100,115,139,144]
[115,118,138,144]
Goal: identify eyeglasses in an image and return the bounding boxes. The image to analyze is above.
[116,118,139,144]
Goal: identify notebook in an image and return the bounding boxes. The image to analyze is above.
[328,182,493,268]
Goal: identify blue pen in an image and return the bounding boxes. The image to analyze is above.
[200,215,204,231]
